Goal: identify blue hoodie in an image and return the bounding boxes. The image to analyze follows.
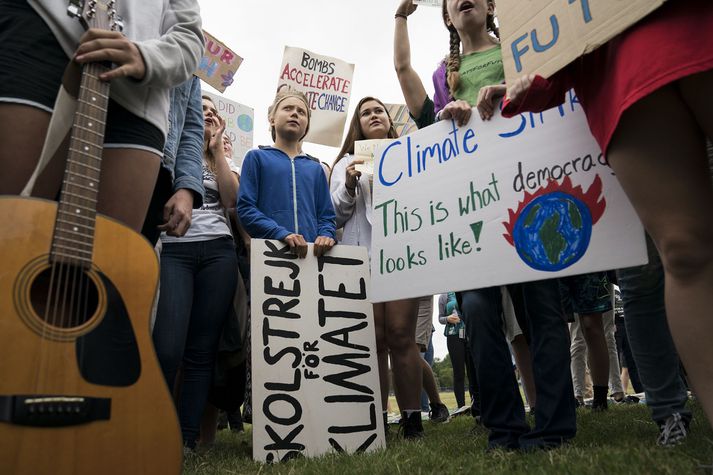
[237,146,336,242]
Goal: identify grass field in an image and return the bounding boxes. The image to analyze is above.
[184,396,713,475]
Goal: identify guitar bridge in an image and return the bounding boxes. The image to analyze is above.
[0,395,111,427]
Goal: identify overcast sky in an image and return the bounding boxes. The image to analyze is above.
[197,0,453,358]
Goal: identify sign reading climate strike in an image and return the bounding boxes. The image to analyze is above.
[370,93,648,302]
[277,46,355,147]
[250,240,385,463]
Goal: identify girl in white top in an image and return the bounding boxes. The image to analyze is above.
[331,96,425,438]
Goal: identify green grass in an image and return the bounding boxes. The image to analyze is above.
[184,400,713,475]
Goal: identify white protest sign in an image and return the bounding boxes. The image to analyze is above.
[412,0,442,6]
[354,139,391,176]
[251,240,385,462]
[370,92,647,302]
[202,91,254,167]
[498,0,667,84]
[277,46,355,147]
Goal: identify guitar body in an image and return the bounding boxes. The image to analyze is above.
[0,197,182,475]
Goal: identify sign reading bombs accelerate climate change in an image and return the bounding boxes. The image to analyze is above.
[276,46,355,147]
[202,91,254,167]
[250,240,385,463]
[369,92,648,302]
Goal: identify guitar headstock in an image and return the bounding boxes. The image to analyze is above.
[67,0,123,32]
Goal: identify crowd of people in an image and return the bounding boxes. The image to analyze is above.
[2,0,712,458]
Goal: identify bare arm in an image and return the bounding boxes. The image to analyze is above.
[393,0,427,118]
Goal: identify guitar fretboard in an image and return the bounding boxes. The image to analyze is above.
[50,62,110,267]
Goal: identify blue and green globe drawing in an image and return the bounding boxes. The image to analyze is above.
[511,191,592,272]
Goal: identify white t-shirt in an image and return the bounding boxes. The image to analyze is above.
[161,157,240,243]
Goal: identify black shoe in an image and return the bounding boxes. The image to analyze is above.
[399,411,424,439]
[216,411,228,431]
[429,403,450,423]
[591,399,608,412]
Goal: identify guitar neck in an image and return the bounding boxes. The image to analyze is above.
[50,62,111,267]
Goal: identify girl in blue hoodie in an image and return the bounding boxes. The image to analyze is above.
[237,91,336,257]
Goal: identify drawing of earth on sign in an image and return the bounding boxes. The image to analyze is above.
[503,176,606,271]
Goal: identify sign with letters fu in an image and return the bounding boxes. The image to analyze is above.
[498,0,667,84]
[251,240,385,462]
[370,92,648,302]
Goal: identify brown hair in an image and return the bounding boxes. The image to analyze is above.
[441,0,500,98]
[268,90,311,141]
[332,97,398,178]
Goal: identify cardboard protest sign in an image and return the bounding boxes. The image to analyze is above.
[277,46,355,147]
[354,139,391,176]
[202,91,254,167]
[385,103,419,138]
[498,0,667,84]
[370,92,647,302]
[195,30,243,93]
[251,240,385,462]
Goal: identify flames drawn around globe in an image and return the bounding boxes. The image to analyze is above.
[503,176,606,272]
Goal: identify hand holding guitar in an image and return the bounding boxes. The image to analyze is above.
[74,28,146,81]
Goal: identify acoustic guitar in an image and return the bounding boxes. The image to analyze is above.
[0,1,182,473]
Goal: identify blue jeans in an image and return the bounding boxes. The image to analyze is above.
[153,237,238,447]
[459,280,576,450]
[616,235,691,425]
[420,336,434,412]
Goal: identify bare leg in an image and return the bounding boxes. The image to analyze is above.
[578,313,609,387]
[607,75,713,425]
[511,334,537,408]
[385,298,421,411]
[372,303,390,411]
[421,358,442,405]
[0,104,50,193]
[621,367,631,394]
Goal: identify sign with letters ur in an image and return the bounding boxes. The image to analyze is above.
[370,92,648,302]
[250,240,385,462]
[498,0,667,84]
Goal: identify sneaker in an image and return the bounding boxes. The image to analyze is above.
[613,395,640,405]
[399,411,424,439]
[429,403,450,423]
[657,413,689,447]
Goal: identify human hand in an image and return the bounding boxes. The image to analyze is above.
[446,314,461,324]
[345,159,363,195]
[313,236,335,257]
[74,29,146,81]
[506,74,537,108]
[439,100,472,127]
[396,0,417,17]
[283,233,308,258]
[477,84,507,121]
[157,189,194,236]
[207,115,227,159]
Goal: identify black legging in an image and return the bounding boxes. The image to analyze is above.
[447,335,468,408]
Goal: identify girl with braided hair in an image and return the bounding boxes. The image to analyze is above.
[427,0,577,451]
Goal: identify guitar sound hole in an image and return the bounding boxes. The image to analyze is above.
[29,265,99,329]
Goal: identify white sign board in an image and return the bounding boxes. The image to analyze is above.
[370,92,647,302]
[277,46,355,147]
[412,0,442,6]
[202,91,254,167]
[251,240,385,462]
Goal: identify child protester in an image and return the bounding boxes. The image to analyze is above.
[237,90,336,257]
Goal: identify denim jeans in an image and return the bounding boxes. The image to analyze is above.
[153,237,238,447]
[459,281,576,450]
[616,235,691,425]
[420,337,434,412]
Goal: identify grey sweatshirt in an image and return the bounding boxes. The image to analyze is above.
[28,0,204,140]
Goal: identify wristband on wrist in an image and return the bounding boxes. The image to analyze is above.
[395,12,408,20]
